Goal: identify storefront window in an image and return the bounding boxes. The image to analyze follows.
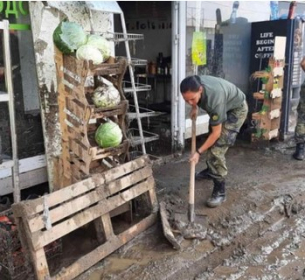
[185,1,270,118]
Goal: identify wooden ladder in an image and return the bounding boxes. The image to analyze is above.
[0,20,20,202]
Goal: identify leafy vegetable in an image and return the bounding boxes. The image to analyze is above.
[95,122,123,148]
[53,20,87,54]
[92,85,120,108]
[86,35,111,60]
[261,77,269,84]
[76,45,105,65]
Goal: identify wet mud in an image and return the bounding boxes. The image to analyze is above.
[74,144,305,280]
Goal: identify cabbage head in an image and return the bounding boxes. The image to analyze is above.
[76,45,105,65]
[87,35,111,60]
[95,122,123,148]
[92,85,120,108]
[53,20,87,54]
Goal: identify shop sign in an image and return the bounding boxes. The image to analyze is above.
[192,31,206,66]
[0,1,30,30]
[254,32,274,59]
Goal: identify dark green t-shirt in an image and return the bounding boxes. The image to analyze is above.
[198,75,245,126]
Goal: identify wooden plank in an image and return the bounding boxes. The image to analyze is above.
[14,217,35,277]
[92,155,150,185]
[15,215,50,280]
[0,167,47,196]
[12,177,97,217]
[30,176,154,250]
[105,165,152,196]
[148,187,159,212]
[31,248,50,280]
[0,154,46,179]
[91,140,130,160]
[101,213,114,240]
[28,188,106,233]
[110,202,130,218]
[52,213,157,280]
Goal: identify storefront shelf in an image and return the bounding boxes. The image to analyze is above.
[127,128,159,146]
[102,32,144,42]
[123,81,151,93]
[130,58,148,66]
[128,105,164,119]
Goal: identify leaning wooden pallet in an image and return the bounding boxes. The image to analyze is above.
[55,48,130,187]
[12,155,158,280]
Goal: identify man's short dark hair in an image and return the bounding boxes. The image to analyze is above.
[180,75,202,93]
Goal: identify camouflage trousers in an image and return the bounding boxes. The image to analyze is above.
[206,100,248,182]
[295,83,305,144]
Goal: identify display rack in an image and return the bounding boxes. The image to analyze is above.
[55,49,129,186]
[251,57,285,142]
[95,4,162,155]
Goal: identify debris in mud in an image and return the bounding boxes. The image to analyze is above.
[173,216,207,240]
[160,195,208,247]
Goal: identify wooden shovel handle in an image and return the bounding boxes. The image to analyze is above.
[188,119,196,222]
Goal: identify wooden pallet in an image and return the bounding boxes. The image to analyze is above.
[12,155,158,280]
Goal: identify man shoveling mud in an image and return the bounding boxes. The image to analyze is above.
[180,75,248,208]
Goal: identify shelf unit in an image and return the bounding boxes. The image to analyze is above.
[95,7,161,155]
[0,20,20,202]
[251,57,285,142]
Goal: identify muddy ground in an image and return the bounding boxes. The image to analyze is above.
[53,140,305,280]
[9,141,304,280]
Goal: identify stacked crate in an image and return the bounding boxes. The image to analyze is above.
[55,49,129,186]
[251,57,285,142]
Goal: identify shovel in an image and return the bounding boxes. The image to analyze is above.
[160,118,207,250]
[175,118,207,240]
[188,118,196,223]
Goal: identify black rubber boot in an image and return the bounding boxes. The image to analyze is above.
[293,143,305,161]
[195,168,213,181]
[206,180,226,208]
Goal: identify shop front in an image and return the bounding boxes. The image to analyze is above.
[1,1,305,195]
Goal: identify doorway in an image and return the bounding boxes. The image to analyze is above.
[116,1,173,157]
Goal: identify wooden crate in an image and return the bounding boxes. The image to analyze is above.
[251,57,284,143]
[12,155,158,280]
[62,54,127,102]
[54,48,130,187]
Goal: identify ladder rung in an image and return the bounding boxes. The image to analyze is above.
[0,93,9,102]
[0,159,14,170]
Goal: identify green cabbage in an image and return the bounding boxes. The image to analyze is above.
[53,20,87,54]
[76,45,105,65]
[95,122,123,148]
[86,35,111,60]
[92,85,120,108]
